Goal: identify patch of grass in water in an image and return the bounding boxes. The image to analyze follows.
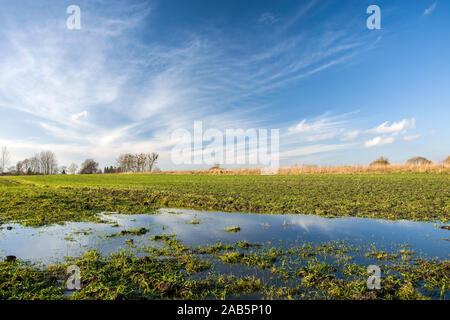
[1,234,448,300]
[365,248,399,261]
[196,243,234,254]
[224,226,240,233]
[106,227,149,238]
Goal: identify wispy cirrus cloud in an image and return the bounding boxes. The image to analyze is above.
[424,2,438,15]
[258,12,278,25]
[340,130,359,141]
[281,143,353,158]
[0,1,384,168]
[403,134,420,141]
[287,112,358,141]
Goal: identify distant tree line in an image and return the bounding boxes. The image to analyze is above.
[116,152,159,173]
[15,151,58,175]
[0,146,159,176]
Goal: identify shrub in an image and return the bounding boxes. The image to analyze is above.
[406,157,432,165]
[444,156,450,166]
[369,157,389,166]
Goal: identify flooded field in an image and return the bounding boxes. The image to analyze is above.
[1,208,448,300]
[1,208,449,264]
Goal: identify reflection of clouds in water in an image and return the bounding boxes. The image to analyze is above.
[375,219,419,228]
[2,209,448,264]
[287,215,334,233]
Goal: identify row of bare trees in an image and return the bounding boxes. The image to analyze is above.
[116,152,159,173]
[1,146,159,175]
[15,151,59,175]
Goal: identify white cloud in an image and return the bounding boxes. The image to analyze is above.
[424,2,438,15]
[288,113,349,134]
[367,118,415,134]
[304,132,337,142]
[364,136,395,148]
[71,111,88,120]
[403,134,420,141]
[340,130,359,141]
[286,112,363,144]
[289,119,314,133]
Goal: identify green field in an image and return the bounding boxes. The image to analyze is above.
[1,173,449,300]
[0,173,448,226]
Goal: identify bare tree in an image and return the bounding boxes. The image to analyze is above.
[136,153,147,172]
[147,152,159,172]
[117,153,135,172]
[7,166,16,175]
[30,155,41,174]
[1,146,10,174]
[68,163,79,175]
[16,161,24,175]
[117,152,159,173]
[39,151,58,175]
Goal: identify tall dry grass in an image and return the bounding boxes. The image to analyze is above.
[120,163,450,175]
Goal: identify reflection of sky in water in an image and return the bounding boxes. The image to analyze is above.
[0,208,448,264]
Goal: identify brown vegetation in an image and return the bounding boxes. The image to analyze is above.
[444,156,450,167]
[405,156,432,165]
[369,157,389,167]
[120,163,449,175]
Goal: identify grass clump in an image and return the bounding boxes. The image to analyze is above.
[106,227,149,238]
[224,226,241,233]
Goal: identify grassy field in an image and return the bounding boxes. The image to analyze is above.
[0,172,448,226]
[1,173,449,300]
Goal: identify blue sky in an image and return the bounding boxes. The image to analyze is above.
[0,0,449,169]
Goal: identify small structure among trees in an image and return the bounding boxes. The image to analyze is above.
[406,156,432,165]
[369,157,389,166]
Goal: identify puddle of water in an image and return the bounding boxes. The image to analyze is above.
[0,208,448,264]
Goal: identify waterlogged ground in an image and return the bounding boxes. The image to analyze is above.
[1,208,449,263]
[1,173,449,225]
[1,209,449,300]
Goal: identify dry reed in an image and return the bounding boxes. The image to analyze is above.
[119,163,449,175]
